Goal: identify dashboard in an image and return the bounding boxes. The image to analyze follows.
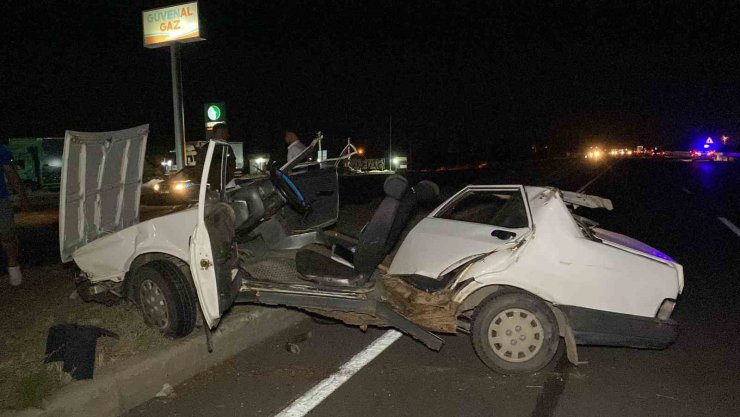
[228,177,285,233]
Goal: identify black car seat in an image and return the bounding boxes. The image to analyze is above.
[295,175,409,287]
[384,180,440,253]
[329,179,440,264]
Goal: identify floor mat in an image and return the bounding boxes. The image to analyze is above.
[243,256,308,285]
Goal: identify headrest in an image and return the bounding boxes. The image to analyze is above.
[384,175,409,200]
[413,180,440,204]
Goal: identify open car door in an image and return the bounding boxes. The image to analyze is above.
[389,185,533,278]
[190,140,241,328]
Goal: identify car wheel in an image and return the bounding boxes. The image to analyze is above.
[471,292,560,374]
[132,261,197,338]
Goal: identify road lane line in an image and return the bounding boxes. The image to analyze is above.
[576,161,617,193]
[681,186,693,195]
[718,217,740,238]
[274,330,403,417]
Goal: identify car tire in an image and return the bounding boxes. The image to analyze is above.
[132,260,197,338]
[471,292,560,374]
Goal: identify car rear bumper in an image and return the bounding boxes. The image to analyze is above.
[558,305,678,349]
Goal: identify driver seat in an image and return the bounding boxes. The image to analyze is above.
[295,175,409,287]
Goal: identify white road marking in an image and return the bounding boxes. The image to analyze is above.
[681,186,693,194]
[576,162,617,193]
[718,217,740,238]
[274,330,403,417]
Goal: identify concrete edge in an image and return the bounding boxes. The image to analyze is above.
[3,307,308,417]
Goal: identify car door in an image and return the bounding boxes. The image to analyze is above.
[389,185,533,278]
[280,166,339,233]
[190,140,240,328]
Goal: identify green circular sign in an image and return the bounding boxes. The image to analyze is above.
[207,105,221,121]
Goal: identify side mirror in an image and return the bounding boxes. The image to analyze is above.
[491,230,516,240]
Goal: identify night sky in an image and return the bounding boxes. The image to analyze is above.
[4,1,740,166]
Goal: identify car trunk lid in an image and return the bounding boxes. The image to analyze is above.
[593,228,675,262]
[59,125,149,262]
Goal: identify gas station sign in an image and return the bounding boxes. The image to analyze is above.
[142,2,203,48]
[204,102,227,138]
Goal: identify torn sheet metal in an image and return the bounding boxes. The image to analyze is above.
[560,190,613,210]
[383,275,459,333]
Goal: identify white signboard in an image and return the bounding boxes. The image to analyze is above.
[142,2,203,48]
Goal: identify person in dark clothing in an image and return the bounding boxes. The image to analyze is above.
[0,143,30,286]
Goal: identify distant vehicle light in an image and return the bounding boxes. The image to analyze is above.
[173,181,193,191]
[153,183,161,192]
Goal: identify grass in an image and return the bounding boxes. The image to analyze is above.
[0,264,173,410]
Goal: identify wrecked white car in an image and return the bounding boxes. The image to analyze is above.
[61,125,682,374]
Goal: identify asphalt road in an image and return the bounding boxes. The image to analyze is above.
[125,158,740,417]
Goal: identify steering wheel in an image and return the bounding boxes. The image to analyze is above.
[269,167,311,215]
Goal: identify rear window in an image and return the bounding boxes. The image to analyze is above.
[435,189,529,229]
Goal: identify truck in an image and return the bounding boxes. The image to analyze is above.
[7,137,65,191]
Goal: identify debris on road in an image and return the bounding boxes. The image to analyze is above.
[284,330,313,354]
[155,383,174,398]
[44,324,119,380]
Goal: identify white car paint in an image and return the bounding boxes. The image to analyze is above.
[59,125,197,285]
[392,186,683,319]
[189,140,231,328]
[70,140,229,328]
[389,185,532,278]
[59,125,149,262]
[71,208,196,282]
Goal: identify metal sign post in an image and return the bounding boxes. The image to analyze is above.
[141,1,204,170]
[171,43,186,169]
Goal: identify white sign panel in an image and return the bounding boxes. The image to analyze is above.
[142,2,203,48]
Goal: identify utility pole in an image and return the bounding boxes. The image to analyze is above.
[389,115,393,171]
[170,43,186,170]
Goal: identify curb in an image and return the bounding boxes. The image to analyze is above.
[4,307,308,417]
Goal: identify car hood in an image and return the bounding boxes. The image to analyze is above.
[592,228,675,262]
[59,125,149,262]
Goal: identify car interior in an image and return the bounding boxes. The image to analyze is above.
[200,143,440,302]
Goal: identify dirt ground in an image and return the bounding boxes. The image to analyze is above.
[0,263,173,410]
[0,197,187,410]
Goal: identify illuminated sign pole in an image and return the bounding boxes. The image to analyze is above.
[171,44,185,169]
[142,2,204,170]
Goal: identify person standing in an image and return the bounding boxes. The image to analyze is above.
[285,129,306,162]
[0,143,30,286]
[212,123,231,141]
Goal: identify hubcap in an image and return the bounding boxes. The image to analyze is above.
[139,279,169,330]
[487,308,544,363]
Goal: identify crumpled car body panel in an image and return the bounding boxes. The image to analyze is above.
[72,208,196,282]
[391,186,683,319]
